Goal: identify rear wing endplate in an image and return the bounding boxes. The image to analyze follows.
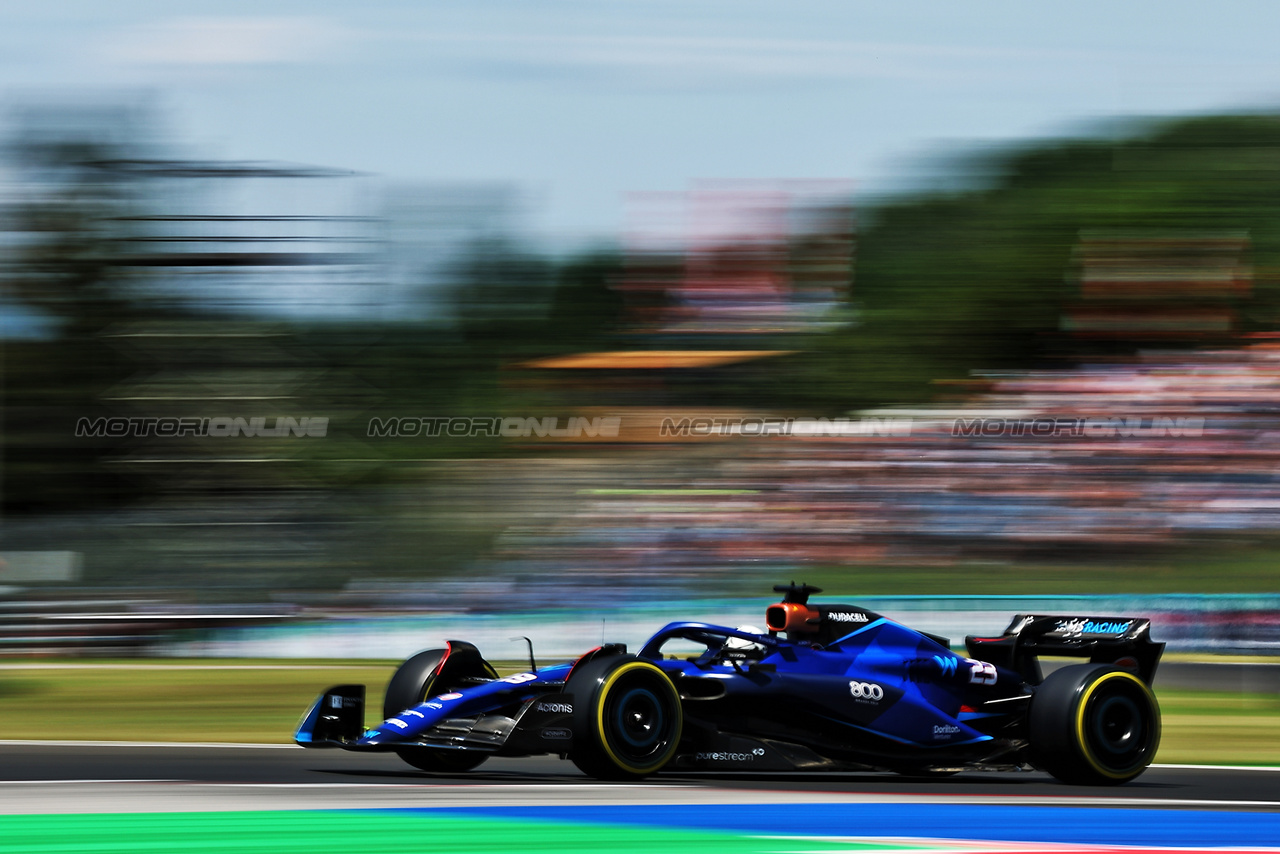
[966,615,1164,686]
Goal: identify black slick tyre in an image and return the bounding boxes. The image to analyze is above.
[1028,664,1161,785]
[566,655,683,780]
[383,644,497,773]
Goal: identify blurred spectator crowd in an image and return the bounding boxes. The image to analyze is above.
[493,342,1280,587]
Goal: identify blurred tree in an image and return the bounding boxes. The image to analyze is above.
[767,113,1280,410]
[544,250,626,354]
[447,236,556,357]
[2,104,163,332]
[1,105,164,512]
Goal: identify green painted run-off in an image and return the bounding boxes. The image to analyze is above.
[0,810,920,854]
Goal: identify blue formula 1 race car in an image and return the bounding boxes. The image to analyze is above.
[296,583,1165,785]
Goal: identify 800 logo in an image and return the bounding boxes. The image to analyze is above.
[849,680,884,702]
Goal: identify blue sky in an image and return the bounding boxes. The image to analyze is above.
[4,1,1280,246]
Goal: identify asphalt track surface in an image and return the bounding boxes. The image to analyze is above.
[0,742,1276,811]
[3,743,1280,852]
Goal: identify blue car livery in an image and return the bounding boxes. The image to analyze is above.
[296,583,1164,785]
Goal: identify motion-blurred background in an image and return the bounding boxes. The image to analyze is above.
[3,2,1280,660]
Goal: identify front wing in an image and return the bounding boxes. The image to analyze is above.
[296,683,577,756]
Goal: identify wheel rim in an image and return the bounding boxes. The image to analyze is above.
[611,686,664,752]
[1091,694,1142,756]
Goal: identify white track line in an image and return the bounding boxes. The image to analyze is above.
[0,780,1276,810]
[199,788,1280,809]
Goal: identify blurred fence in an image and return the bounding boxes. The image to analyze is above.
[0,600,293,657]
[154,594,1280,660]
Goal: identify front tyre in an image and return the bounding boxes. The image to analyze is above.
[392,745,487,773]
[383,645,496,774]
[567,655,683,780]
[1029,664,1160,785]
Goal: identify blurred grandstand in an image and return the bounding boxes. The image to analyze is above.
[498,343,1280,584]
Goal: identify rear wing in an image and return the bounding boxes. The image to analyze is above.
[965,615,1164,686]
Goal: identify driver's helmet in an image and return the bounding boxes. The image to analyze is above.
[724,625,767,657]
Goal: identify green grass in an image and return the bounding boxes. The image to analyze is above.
[0,660,398,743]
[1157,687,1280,765]
[0,659,1276,765]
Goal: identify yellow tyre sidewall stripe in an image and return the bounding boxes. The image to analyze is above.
[594,661,683,775]
[1073,670,1160,779]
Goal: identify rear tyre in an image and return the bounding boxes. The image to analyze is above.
[383,645,497,773]
[1028,664,1160,785]
[566,655,683,780]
